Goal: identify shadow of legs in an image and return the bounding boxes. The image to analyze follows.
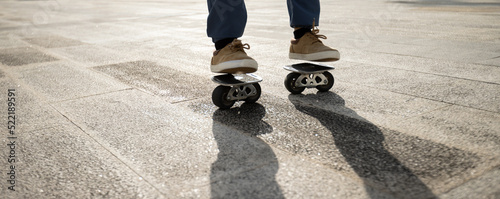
[210,103,284,198]
[289,93,437,199]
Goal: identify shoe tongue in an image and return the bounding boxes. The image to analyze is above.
[231,44,243,50]
[230,41,248,51]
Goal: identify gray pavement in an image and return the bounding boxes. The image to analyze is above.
[0,0,499,198]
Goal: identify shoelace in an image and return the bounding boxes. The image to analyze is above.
[310,20,327,43]
[228,41,250,52]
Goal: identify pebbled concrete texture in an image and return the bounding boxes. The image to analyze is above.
[0,47,58,66]
[23,35,85,48]
[0,0,499,198]
[7,124,163,199]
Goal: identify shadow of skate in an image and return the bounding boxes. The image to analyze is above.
[210,103,284,198]
[289,92,437,199]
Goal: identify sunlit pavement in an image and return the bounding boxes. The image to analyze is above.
[0,0,499,198]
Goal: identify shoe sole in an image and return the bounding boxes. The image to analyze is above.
[211,59,258,74]
[289,51,340,62]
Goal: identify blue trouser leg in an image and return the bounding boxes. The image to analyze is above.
[287,0,320,28]
[207,0,247,43]
[206,0,321,42]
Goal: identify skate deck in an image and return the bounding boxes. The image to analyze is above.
[284,62,335,73]
[211,73,262,86]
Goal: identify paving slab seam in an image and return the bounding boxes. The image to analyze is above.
[0,58,136,105]
[476,63,500,68]
[169,97,204,105]
[342,47,436,59]
[49,103,169,198]
[377,64,500,86]
[0,65,51,103]
[342,81,500,115]
[87,65,169,98]
[341,52,500,86]
[10,36,69,63]
[333,80,460,116]
[440,164,500,196]
[22,124,70,135]
[49,87,135,104]
[397,103,455,121]
[487,55,500,60]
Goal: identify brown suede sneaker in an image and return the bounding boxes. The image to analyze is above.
[289,28,340,62]
[211,39,258,74]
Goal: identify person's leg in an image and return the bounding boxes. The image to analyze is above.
[207,0,257,73]
[207,0,247,49]
[287,0,319,29]
[287,0,340,61]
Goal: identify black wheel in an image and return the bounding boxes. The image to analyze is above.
[244,83,261,104]
[212,86,235,109]
[316,71,334,92]
[284,73,305,94]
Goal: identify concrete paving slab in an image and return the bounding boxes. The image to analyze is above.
[476,57,500,67]
[0,124,163,199]
[93,60,212,103]
[0,34,28,49]
[2,25,51,40]
[53,89,217,196]
[440,166,500,199]
[44,23,147,44]
[23,34,85,48]
[15,61,130,102]
[335,63,500,113]
[362,41,499,64]
[423,47,499,64]
[0,19,17,29]
[325,1,500,45]
[50,44,140,67]
[341,49,500,84]
[272,152,396,199]
[393,105,500,156]
[286,85,448,129]
[0,67,164,198]
[401,38,500,55]
[0,47,58,66]
[0,79,66,133]
[209,114,284,199]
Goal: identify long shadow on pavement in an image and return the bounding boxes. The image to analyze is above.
[289,92,437,199]
[210,103,284,198]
